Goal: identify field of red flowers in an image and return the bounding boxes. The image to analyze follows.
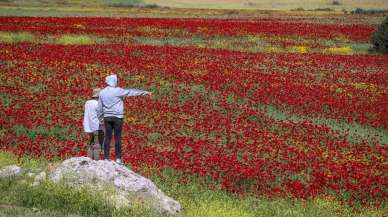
[0,16,387,206]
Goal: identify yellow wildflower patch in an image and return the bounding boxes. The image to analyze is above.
[73,24,85,28]
[323,47,352,54]
[288,46,308,53]
[102,70,113,77]
[131,75,145,81]
[125,116,136,123]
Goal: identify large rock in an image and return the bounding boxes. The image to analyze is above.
[49,157,181,215]
[0,165,23,178]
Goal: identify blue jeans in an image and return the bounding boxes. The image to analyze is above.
[103,116,123,160]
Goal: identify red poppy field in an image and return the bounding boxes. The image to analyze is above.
[0,16,387,206]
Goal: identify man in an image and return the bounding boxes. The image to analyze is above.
[97,74,152,164]
[83,88,104,160]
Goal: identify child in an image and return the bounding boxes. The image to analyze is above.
[83,88,104,160]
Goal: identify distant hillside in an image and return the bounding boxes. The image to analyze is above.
[0,0,143,7]
[1,0,387,10]
[143,0,388,10]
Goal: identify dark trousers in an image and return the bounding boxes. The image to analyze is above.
[103,116,123,160]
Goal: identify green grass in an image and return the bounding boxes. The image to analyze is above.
[257,103,388,145]
[55,34,103,45]
[0,152,18,168]
[0,152,48,170]
[0,31,34,43]
[350,43,373,53]
[0,178,157,217]
[0,27,377,55]
[0,31,104,45]
[0,151,386,217]
[0,204,81,217]
[0,91,11,108]
[11,125,79,141]
[133,35,372,54]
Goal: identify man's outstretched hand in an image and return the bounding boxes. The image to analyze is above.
[145,91,153,96]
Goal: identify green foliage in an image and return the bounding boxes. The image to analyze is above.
[371,17,388,54]
[55,34,102,45]
[27,82,47,93]
[148,167,386,217]
[312,8,335,12]
[0,91,11,108]
[191,84,207,94]
[350,43,371,53]
[11,125,78,141]
[226,93,235,104]
[291,7,305,11]
[185,199,250,217]
[0,205,76,217]
[0,151,386,217]
[147,132,162,143]
[251,102,388,145]
[0,150,50,170]
[95,0,142,5]
[0,178,146,217]
[351,8,388,15]
[0,31,34,43]
[291,7,336,12]
[0,152,18,168]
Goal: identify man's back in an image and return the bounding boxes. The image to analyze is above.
[98,74,149,119]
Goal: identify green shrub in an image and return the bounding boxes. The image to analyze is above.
[332,1,341,5]
[291,7,305,11]
[351,8,388,15]
[312,8,335,12]
[142,3,160,9]
[371,17,388,54]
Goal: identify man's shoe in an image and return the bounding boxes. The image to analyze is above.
[116,158,123,165]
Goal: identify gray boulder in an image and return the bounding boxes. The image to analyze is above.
[49,157,181,215]
[0,165,23,178]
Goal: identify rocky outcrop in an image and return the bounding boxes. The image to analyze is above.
[49,157,181,215]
